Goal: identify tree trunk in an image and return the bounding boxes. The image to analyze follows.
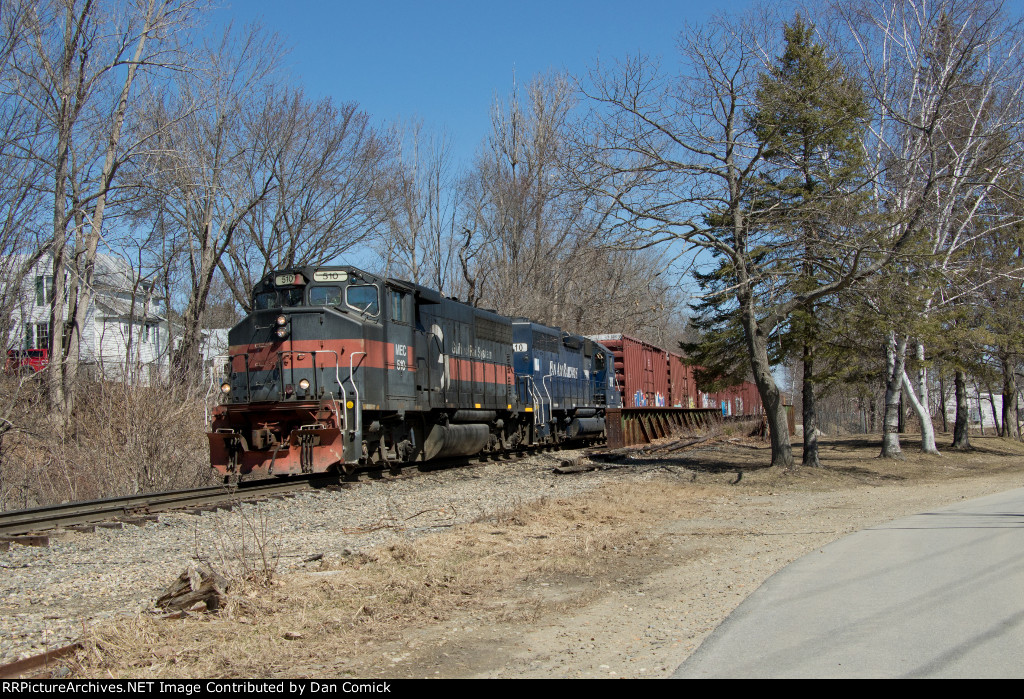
[739,297,792,469]
[975,383,986,436]
[880,331,906,458]
[938,369,948,433]
[1018,387,1023,441]
[43,0,159,426]
[902,368,940,454]
[951,369,971,450]
[174,219,225,384]
[1000,354,1020,440]
[802,341,820,467]
[174,282,212,385]
[45,4,78,428]
[984,381,1001,434]
[902,341,939,454]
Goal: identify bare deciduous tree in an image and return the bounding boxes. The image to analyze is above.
[135,23,281,380]
[578,12,825,468]
[375,119,460,293]
[457,72,681,336]
[9,0,201,423]
[220,88,394,312]
[579,2,1024,467]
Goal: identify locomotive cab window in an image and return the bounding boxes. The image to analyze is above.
[254,288,304,309]
[389,289,409,324]
[309,286,343,307]
[346,285,379,316]
[253,291,275,310]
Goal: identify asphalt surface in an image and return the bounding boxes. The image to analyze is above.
[674,487,1024,678]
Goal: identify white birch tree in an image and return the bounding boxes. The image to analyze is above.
[841,0,1024,456]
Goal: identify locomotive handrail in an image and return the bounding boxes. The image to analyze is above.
[273,349,346,433]
[349,351,366,437]
[524,376,544,427]
[313,349,345,433]
[428,332,447,400]
[542,373,554,417]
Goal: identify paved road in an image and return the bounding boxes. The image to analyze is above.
[674,487,1024,678]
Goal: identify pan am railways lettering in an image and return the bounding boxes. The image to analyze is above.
[549,361,579,379]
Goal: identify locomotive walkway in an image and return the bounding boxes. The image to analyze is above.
[673,487,1024,679]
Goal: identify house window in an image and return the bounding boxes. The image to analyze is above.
[25,322,51,350]
[35,276,53,306]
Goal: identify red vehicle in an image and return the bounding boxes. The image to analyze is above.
[6,348,49,374]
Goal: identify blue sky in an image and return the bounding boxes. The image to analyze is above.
[214,1,751,165]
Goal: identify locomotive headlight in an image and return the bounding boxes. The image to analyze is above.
[274,314,289,340]
[298,378,310,391]
[220,382,231,394]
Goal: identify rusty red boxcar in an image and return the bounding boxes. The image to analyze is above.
[590,334,763,416]
[588,334,672,409]
[667,352,694,408]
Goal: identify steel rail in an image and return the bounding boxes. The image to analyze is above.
[0,474,344,537]
[0,434,611,539]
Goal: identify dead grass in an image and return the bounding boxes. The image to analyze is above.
[203,502,282,588]
[0,377,214,510]
[70,432,1024,678]
[74,484,672,678]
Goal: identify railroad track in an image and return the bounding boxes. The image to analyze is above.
[0,473,350,539]
[0,439,620,677]
[0,440,602,540]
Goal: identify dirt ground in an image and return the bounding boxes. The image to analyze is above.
[72,432,1024,679]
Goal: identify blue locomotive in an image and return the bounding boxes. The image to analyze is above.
[208,266,620,477]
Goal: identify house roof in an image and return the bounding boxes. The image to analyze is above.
[92,253,164,300]
[94,295,164,322]
[11,251,165,302]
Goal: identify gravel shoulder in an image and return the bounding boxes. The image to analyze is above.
[3,432,1023,678]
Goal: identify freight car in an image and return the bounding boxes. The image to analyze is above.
[208,266,620,478]
[585,333,763,448]
[588,333,762,416]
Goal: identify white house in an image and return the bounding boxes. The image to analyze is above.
[944,389,1010,432]
[5,252,170,379]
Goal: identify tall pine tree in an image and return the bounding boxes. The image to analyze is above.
[749,17,869,467]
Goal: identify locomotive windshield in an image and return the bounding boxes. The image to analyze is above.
[253,287,304,309]
[346,285,379,315]
[309,285,343,306]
